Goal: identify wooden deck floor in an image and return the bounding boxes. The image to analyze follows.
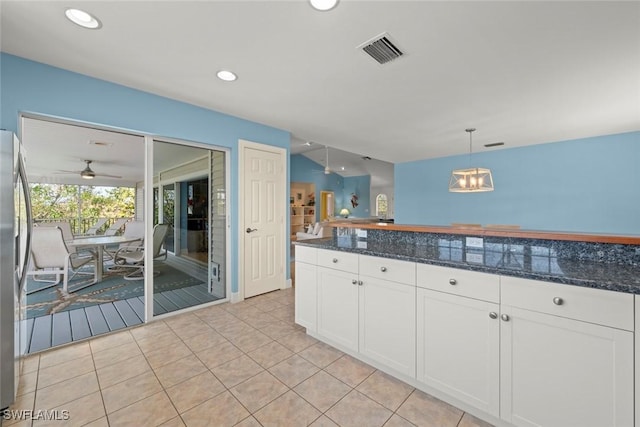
[26,283,222,353]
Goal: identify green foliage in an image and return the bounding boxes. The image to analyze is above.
[30,184,135,231]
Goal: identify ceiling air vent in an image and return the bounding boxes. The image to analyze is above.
[358,33,404,65]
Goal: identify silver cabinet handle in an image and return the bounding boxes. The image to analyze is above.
[449,279,457,285]
[553,297,564,306]
[245,228,257,233]
[501,314,510,322]
[351,279,357,285]
[332,258,338,263]
[380,266,387,272]
[358,280,363,286]
[489,312,498,319]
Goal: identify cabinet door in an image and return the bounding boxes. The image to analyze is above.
[359,276,416,377]
[416,288,500,417]
[500,306,634,427]
[294,261,317,332]
[317,266,359,352]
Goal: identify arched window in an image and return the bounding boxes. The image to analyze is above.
[376,194,388,218]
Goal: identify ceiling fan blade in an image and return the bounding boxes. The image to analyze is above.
[95,173,122,179]
[53,170,82,174]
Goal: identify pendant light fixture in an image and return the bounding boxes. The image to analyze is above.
[448,128,494,192]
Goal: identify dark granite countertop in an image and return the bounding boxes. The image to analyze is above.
[294,236,640,295]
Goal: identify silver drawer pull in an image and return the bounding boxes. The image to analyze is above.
[380,267,387,272]
[351,279,357,285]
[489,312,498,319]
[449,278,457,285]
[501,314,510,322]
[332,258,338,263]
[553,297,564,306]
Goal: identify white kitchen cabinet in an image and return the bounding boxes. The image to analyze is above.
[500,278,635,427]
[317,266,359,352]
[359,275,416,377]
[416,264,501,418]
[416,288,500,417]
[295,246,318,332]
[315,250,416,374]
[298,246,637,427]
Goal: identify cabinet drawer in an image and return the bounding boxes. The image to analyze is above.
[359,255,416,285]
[317,249,359,274]
[501,276,634,331]
[295,245,317,264]
[416,264,499,303]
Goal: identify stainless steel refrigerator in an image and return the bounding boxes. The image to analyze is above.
[0,130,32,411]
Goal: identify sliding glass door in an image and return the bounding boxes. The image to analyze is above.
[151,139,228,315]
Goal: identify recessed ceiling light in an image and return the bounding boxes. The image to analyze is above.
[65,8,102,29]
[217,70,237,82]
[309,0,339,12]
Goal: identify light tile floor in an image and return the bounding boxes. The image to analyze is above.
[5,288,493,427]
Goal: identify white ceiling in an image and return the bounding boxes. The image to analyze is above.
[2,1,639,168]
[22,117,211,187]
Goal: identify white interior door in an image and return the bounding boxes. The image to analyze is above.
[240,140,286,299]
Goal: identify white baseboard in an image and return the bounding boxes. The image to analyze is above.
[283,278,292,289]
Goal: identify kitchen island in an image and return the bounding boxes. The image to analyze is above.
[293,224,640,427]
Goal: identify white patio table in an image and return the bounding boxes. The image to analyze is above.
[66,235,143,285]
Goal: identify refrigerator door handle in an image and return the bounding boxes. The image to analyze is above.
[16,152,32,294]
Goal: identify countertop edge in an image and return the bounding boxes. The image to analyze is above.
[294,239,640,295]
[324,222,640,245]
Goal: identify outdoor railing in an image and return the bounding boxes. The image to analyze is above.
[35,217,127,235]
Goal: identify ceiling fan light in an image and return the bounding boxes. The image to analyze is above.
[81,169,95,179]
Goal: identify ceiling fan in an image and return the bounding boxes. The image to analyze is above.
[55,160,122,180]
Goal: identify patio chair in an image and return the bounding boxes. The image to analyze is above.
[36,221,92,257]
[103,220,145,260]
[38,220,74,241]
[112,223,169,280]
[77,217,109,236]
[27,226,97,293]
[104,218,131,236]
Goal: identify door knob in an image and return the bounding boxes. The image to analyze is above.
[449,278,457,285]
[553,297,564,306]
[245,228,257,233]
[501,314,510,322]
[489,312,498,319]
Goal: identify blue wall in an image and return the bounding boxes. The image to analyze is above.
[395,131,640,234]
[343,175,371,218]
[290,154,344,219]
[0,53,291,292]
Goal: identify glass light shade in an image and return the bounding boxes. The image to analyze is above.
[449,167,494,192]
[340,208,350,217]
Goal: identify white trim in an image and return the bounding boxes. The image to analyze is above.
[143,136,154,322]
[238,139,288,303]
